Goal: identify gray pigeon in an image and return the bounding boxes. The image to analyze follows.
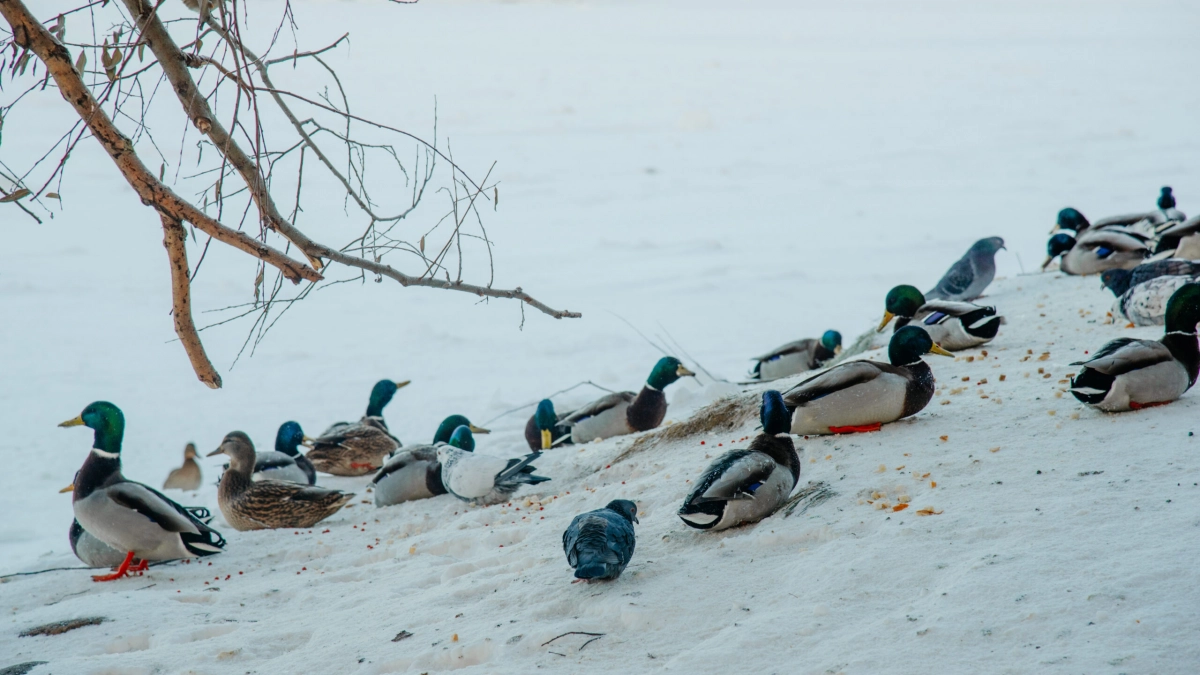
[925,237,1005,302]
[562,499,638,581]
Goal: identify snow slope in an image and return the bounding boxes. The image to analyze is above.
[4,272,1200,674]
[2,0,1200,672]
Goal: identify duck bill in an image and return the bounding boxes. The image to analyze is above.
[834,345,843,355]
[1041,255,1054,270]
[394,380,411,389]
[205,448,226,457]
[59,484,74,493]
[876,311,895,333]
[468,424,491,435]
[541,429,553,450]
[58,415,85,428]
[676,365,696,377]
[930,344,954,357]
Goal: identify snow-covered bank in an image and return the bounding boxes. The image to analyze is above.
[4,272,1199,673]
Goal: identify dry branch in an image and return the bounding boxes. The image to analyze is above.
[161,213,222,388]
[0,0,320,284]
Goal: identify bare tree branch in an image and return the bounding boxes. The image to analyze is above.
[161,211,221,388]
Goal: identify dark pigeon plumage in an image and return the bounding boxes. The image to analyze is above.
[562,499,638,581]
[1102,259,1200,298]
[925,237,1005,302]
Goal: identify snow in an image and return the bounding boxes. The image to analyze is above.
[2,0,1200,672]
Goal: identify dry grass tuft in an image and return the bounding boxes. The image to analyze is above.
[614,392,758,463]
[19,616,106,637]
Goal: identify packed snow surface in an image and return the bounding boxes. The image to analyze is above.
[2,0,1200,672]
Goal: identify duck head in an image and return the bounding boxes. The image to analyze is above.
[760,390,791,436]
[1043,233,1077,269]
[447,425,475,452]
[59,401,125,454]
[820,330,843,355]
[879,285,925,331]
[1100,269,1133,298]
[184,443,199,460]
[366,379,410,417]
[274,421,309,457]
[1164,283,1200,334]
[434,415,489,444]
[605,499,639,524]
[646,356,696,390]
[208,431,257,472]
[1159,186,1176,210]
[888,326,953,365]
[534,399,559,449]
[1054,207,1089,234]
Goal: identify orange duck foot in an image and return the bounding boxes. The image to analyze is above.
[349,462,378,470]
[829,422,882,434]
[92,551,136,582]
[1130,400,1171,410]
[132,559,149,573]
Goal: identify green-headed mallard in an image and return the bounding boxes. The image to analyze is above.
[162,443,202,491]
[524,399,574,450]
[749,330,842,380]
[925,237,1005,302]
[1043,229,1150,275]
[209,431,354,530]
[782,326,952,435]
[371,414,490,507]
[561,357,695,444]
[678,390,799,530]
[877,284,1004,351]
[437,426,550,506]
[59,402,225,581]
[1069,282,1200,411]
[246,421,316,485]
[307,379,409,476]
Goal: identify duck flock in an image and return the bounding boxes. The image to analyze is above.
[57,186,1200,585]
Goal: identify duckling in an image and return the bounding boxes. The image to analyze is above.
[248,421,316,485]
[1070,283,1200,411]
[925,237,1005,302]
[59,402,225,581]
[782,326,952,435]
[1102,260,1200,326]
[877,284,1003,351]
[562,500,638,582]
[524,399,574,450]
[209,431,354,531]
[1043,229,1150,275]
[307,379,409,476]
[437,426,550,506]
[750,330,842,380]
[371,414,490,507]
[561,357,695,444]
[678,391,800,531]
[162,443,202,491]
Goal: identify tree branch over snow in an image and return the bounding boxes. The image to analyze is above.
[0,0,579,386]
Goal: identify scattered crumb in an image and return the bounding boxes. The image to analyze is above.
[916,507,943,516]
[939,435,948,442]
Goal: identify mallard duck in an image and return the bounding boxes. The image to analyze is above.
[678,390,800,531]
[877,284,1003,351]
[561,357,695,444]
[437,426,550,505]
[524,399,574,450]
[1102,260,1200,326]
[562,500,638,581]
[1153,215,1200,255]
[59,402,226,581]
[209,431,354,530]
[307,379,409,476]
[1043,229,1150,275]
[749,330,842,380]
[245,421,316,485]
[371,414,490,507]
[162,443,202,491]
[925,237,1005,302]
[1158,186,1186,222]
[1070,283,1200,411]
[782,326,952,435]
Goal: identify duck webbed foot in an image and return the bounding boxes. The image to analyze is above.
[829,422,883,434]
[92,551,136,582]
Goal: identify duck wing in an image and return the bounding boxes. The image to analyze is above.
[107,482,225,554]
[1070,338,1171,376]
[1077,229,1152,253]
[562,391,637,425]
[372,444,438,484]
[751,338,817,363]
[686,450,775,505]
[782,361,885,408]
